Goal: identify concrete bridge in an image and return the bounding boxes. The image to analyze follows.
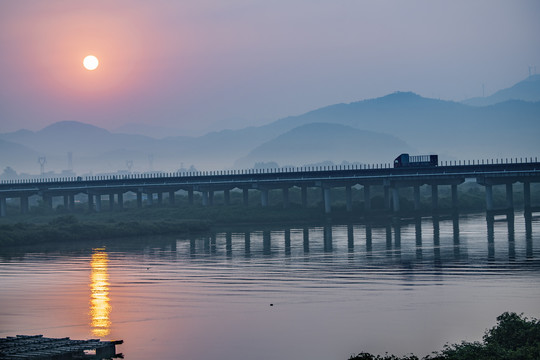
[1,158,539,218]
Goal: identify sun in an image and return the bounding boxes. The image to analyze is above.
[83,55,99,71]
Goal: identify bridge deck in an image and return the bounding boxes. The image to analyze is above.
[0,161,539,217]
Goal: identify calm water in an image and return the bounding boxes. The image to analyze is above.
[1,213,540,359]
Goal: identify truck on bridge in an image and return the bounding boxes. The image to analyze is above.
[394,153,438,168]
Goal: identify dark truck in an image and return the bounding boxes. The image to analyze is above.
[394,153,438,168]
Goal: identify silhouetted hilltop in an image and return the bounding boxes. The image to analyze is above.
[0,138,40,174]
[463,75,540,106]
[264,91,468,137]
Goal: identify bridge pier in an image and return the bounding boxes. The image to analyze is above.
[157,192,163,205]
[451,184,459,213]
[323,187,331,214]
[364,185,371,211]
[62,195,68,211]
[243,188,249,206]
[88,194,94,211]
[117,193,123,209]
[188,189,194,205]
[485,184,494,211]
[301,186,308,207]
[431,184,439,212]
[0,197,6,217]
[283,187,289,208]
[524,182,531,209]
[40,194,52,209]
[147,192,154,206]
[345,185,352,212]
[392,187,400,212]
[95,195,102,212]
[108,194,114,210]
[413,185,421,211]
[479,178,517,217]
[506,183,514,213]
[208,190,214,206]
[384,186,391,210]
[137,191,143,208]
[524,182,531,216]
[202,191,209,206]
[261,189,269,207]
[169,191,176,205]
[224,189,230,205]
[20,196,29,214]
[69,194,75,210]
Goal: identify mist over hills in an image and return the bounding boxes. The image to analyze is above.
[234,123,413,168]
[1,75,539,176]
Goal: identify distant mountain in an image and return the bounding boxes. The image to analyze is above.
[113,123,188,139]
[0,138,40,174]
[0,121,176,173]
[0,121,285,173]
[1,77,539,175]
[249,91,540,160]
[463,75,540,106]
[234,123,413,168]
[261,92,467,139]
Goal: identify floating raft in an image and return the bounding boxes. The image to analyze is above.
[0,335,123,360]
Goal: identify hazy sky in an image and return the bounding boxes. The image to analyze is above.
[1,0,539,135]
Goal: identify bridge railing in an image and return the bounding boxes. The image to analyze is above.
[0,157,538,185]
[0,163,393,185]
[440,157,538,166]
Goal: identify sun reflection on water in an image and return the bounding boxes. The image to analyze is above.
[90,248,111,337]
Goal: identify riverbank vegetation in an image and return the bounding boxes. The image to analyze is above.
[0,203,340,246]
[0,214,210,247]
[349,312,540,360]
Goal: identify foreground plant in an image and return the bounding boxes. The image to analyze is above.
[350,312,540,360]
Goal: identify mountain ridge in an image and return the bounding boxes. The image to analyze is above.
[1,76,539,175]
[463,75,540,106]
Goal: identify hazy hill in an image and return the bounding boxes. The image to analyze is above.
[463,75,540,106]
[234,123,413,168]
[1,76,539,175]
[0,138,40,174]
[114,123,188,139]
[0,121,283,174]
[248,92,540,160]
[0,121,165,173]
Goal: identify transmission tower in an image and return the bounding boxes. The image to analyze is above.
[38,157,47,176]
[126,160,133,173]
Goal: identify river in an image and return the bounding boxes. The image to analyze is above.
[1,212,539,359]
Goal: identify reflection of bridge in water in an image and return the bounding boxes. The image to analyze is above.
[1,159,539,217]
[182,214,537,267]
